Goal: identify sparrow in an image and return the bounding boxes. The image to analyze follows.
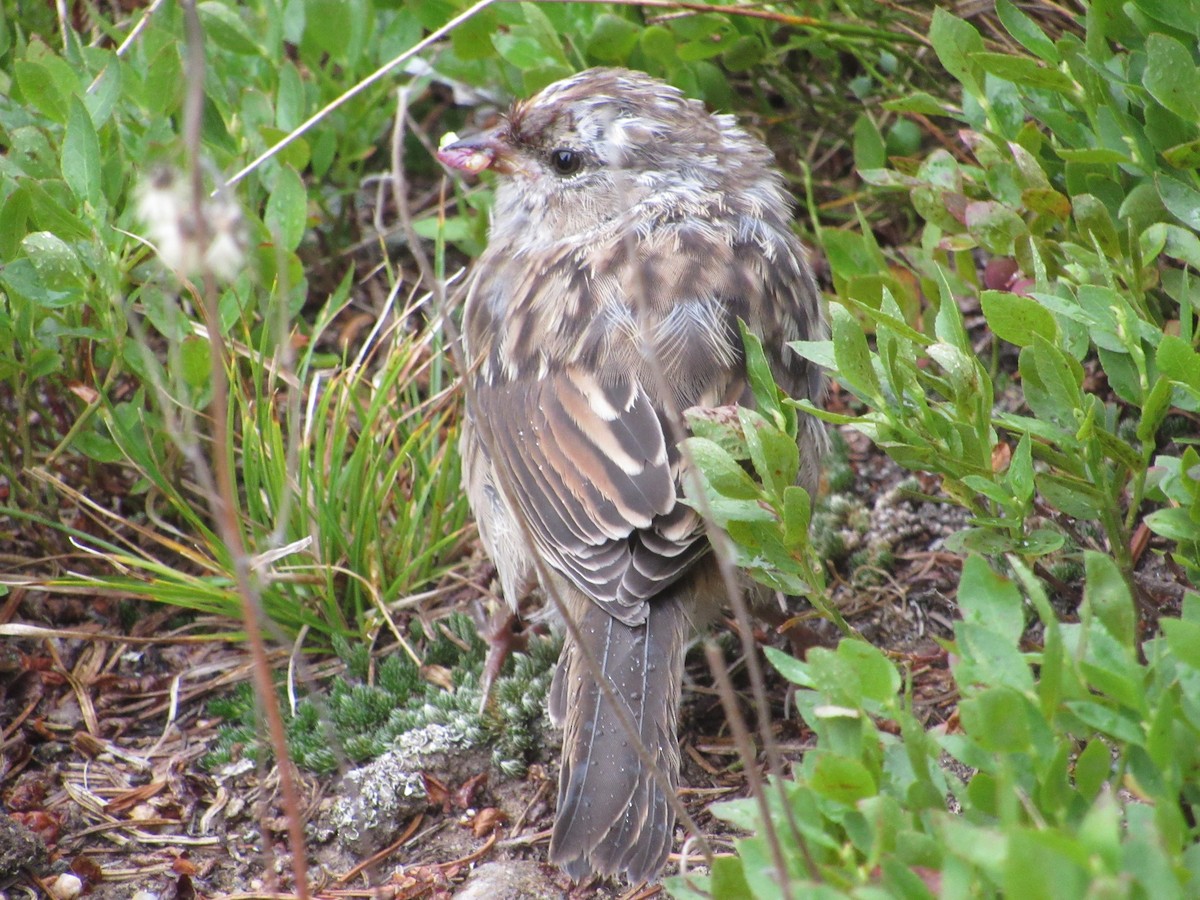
[437,67,826,884]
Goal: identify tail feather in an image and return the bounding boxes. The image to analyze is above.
[548,593,689,883]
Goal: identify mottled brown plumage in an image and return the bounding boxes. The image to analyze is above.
[438,68,826,884]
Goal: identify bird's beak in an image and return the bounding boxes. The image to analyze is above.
[437,131,519,176]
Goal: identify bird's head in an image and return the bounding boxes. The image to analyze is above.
[437,67,784,241]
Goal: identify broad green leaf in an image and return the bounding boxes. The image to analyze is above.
[929,9,983,97]
[1063,700,1144,745]
[22,231,83,292]
[275,61,306,131]
[764,644,813,687]
[959,687,1032,752]
[586,13,639,62]
[1144,507,1199,542]
[1007,433,1034,502]
[1036,473,1104,519]
[1157,174,1200,231]
[927,342,979,397]
[1083,551,1136,649]
[199,1,263,55]
[955,621,1034,692]
[837,639,902,703]
[980,290,1057,347]
[450,7,501,61]
[180,335,212,389]
[1143,34,1200,122]
[883,91,950,117]
[1003,830,1089,899]
[810,753,877,804]
[1137,377,1175,444]
[957,554,1024,643]
[685,437,762,500]
[1156,334,1200,393]
[85,57,122,127]
[1132,0,1200,35]
[972,52,1075,93]
[62,96,102,207]
[1073,737,1113,801]
[14,60,69,123]
[1161,617,1200,669]
[995,0,1060,62]
[831,304,882,401]
[264,165,307,252]
[1073,193,1120,256]
[781,485,811,550]
[964,200,1027,255]
[853,114,887,172]
[738,407,798,497]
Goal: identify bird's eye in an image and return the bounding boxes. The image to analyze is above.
[549,148,581,176]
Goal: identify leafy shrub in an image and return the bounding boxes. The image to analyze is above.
[798,2,1200,584]
[680,2,1200,895]
[670,555,1200,898]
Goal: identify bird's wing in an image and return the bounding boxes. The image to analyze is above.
[470,367,707,626]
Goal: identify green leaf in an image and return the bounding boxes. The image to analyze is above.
[708,856,752,898]
[1073,738,1113,801]
[972,52,1075,93]
[685,437,762,500]
[980,290,1057,347]
[1007,433,1034,503]
[1036,473,1104,519]
[1073,193,1121,256]
[957,554,1025,644]
[1138,377,1175,444]
[1021,337,1083,427]
[738,407,798,497]
[781,486,812,550]
[1157,174,1200,231]
[831,304,882,401]
[62,96,103,207]
[14,60,69,123]
[21,231,83,292]
[0,186,32,261]
[1143,34,1200,122]
[837,639,902,704]
[853,114,887,172]
[1156,334,1200,393]
[995,0,1060,62]
[74,430,124,464]
[264,165,307,252]
[883,91,951,117]
[1063,700,1144,745]
[85,57,122,127]
[1083,551,1135,649]
[764,644,813,688]
[959,687,1032,752]
[741,321,790,431]
[180,335,212,389]
[493,32,558,70]
[1161,617,1200,669]
[450,8,501,61]
[586,13,639,63]
[929,9,983,97]
[811,753,877,804]
[199,1,263,55]
[1144,507,1199,542]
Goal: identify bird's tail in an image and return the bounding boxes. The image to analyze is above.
[547,592,690,884]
